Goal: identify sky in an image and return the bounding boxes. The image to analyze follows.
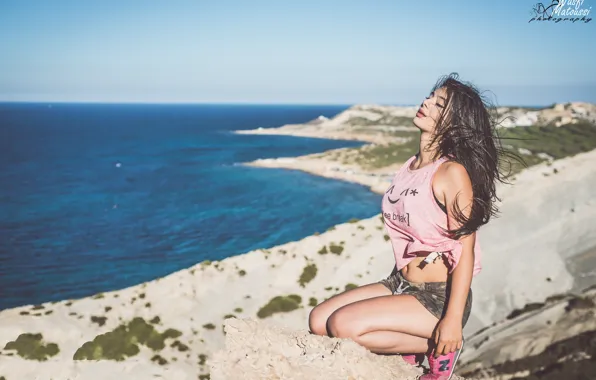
[0,0,594,106]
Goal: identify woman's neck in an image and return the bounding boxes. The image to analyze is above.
[414,131,439,169]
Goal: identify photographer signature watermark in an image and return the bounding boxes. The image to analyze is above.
[529,0,592,23]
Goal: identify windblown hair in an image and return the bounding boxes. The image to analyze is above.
[427,73,517,239]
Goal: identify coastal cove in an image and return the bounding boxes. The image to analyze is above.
[0,103,382,310]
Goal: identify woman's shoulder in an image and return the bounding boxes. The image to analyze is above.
[433,160,472,194]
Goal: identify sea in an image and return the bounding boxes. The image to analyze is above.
[0,103,385,310]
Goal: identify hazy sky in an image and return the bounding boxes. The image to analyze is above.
[1,0,594,105]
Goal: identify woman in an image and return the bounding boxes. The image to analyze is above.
[309,73,509,380]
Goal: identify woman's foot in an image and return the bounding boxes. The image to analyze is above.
[400,353,423,367]
[420,346,463,380]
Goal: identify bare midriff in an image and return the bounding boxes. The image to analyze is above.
[400,253,450,283]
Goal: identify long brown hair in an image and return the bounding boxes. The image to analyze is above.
[427,73,518,239]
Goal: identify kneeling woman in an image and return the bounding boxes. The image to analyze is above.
[309,73,507,380]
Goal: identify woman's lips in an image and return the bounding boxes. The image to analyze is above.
[416,109,425,118]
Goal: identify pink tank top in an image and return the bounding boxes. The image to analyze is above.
[381,155,482,276]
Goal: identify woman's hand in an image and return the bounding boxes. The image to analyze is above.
[433,315,463,357]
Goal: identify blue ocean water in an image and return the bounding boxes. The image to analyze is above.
[0,103,384,310]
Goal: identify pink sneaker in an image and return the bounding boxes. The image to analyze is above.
[401,353,423,366]
[420,343,464,380]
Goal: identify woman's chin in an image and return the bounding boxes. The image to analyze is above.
[412,117,424,129]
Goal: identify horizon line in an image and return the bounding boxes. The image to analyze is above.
[0,100,569,108]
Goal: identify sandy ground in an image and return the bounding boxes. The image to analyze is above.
[210,318,446,380]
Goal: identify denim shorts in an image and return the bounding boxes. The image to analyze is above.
[379,269,473,326]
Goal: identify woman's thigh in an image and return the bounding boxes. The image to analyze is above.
[308,283,391,336]
[326,294,439,340]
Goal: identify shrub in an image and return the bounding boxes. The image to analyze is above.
[73,317,182,360]
[257,295,302,318]
[151,354,168,365]
[4,333,59,361]
[329,244,344,255]
[90,316,107,327]
[298,263,317,287]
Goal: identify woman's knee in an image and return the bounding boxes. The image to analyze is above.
[326,308,357,339]
[308,305,329,336]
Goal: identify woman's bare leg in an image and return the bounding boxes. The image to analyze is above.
[326,294,439,354]
[308,283,391,336]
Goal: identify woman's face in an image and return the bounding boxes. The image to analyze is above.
[413,87,448,133]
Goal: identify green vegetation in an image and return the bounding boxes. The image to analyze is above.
[384,234,390,241]
[223,314,236,319]
[328,122,596,175]
[171,340,189,352]
[31,305,44,310]
[348,218,360,223]
[90,316,107,327]
[238,269,246,276]
[345,283,358,291]
[73,317,182,360]
[309,297,318,307]
[3,333,59,361]
[318,245,328,255]
[329,243,344,255]
[198,353,207,365]
[234,307,243,313]
[92,293,105,300]
[151,354,168,365]
[349,115,415,128]
[104,306,112,312]
[498,122,596,176]
[349,140,419,170]
[298,263,318,287]
[257,295,302,318]
[149,316,161,324]
[199,374,211,380]
[203,323,216,330]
